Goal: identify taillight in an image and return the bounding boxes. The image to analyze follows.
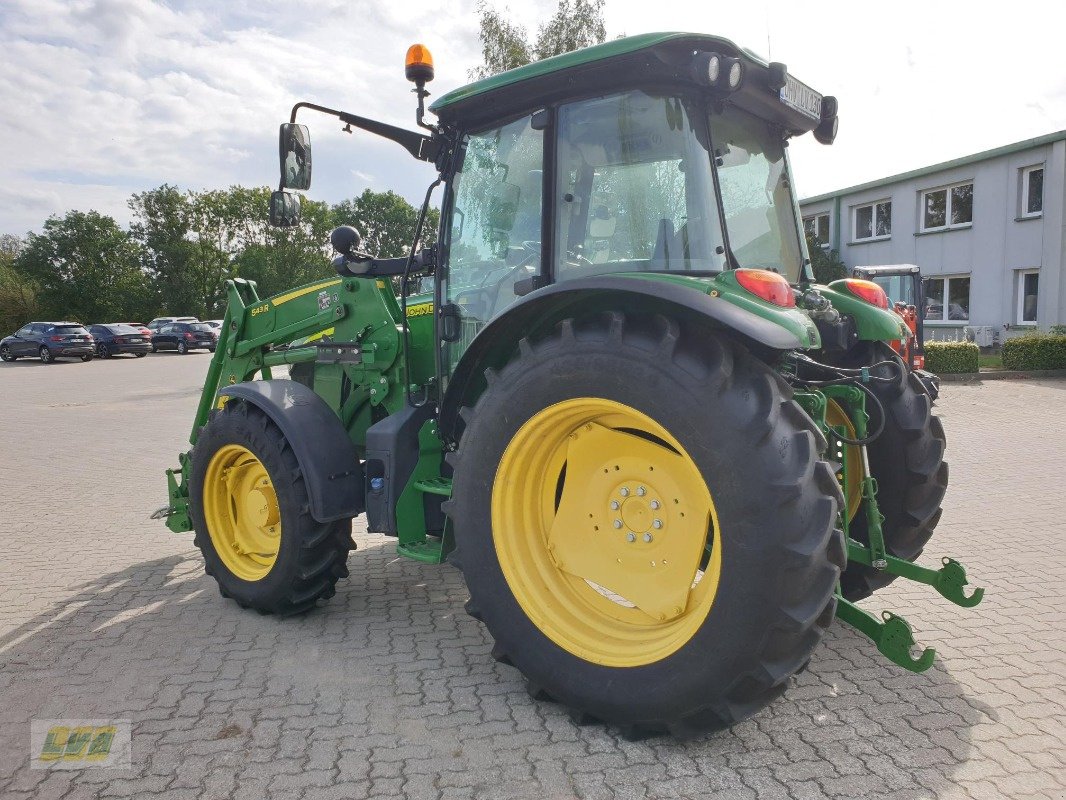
[841,278,889,309]
[50,335,63,341]
[184,332,195,339]
[734,269,795,308]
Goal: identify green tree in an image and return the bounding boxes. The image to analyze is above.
[471,0,607,78]
[331,189,439,258]
[0,235,38,332]
[15,211,148,323]
[533,0,606,61]
[806,234,847,284]
[129,184,197,317]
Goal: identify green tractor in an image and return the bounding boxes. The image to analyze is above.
[157,33,983,738]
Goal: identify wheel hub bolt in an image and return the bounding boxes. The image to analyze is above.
[610,500,620,510]
[613,520,623,529]
[620,487,630,497]
[650,500,660,510]
[643,533,653,543]
[652,519,663,529]
[637,486,646,496]
[626,533,636,543]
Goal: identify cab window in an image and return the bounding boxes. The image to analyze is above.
[445,114,543,339]
[553,90,726,278]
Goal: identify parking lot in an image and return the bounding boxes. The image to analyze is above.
[0,352,1063,800]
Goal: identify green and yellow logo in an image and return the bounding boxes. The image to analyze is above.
[31,719,131,769]
[40,725,116,762]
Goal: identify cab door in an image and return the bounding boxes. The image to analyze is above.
[440,113,544,376]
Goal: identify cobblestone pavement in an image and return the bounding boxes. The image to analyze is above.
[0,353,1063,800]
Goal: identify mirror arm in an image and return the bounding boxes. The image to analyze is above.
[289,102,439,162]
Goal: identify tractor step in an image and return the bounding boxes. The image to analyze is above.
[414,477,452,496]
[396,537,447,564]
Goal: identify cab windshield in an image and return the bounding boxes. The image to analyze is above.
[708,106,806,282]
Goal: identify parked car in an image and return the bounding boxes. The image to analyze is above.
[118,322,153,337]
[88,324,152,358]
[147,316,199,331]
[151,322,217,354]
[1,322,95,363]
[204,319,225,331]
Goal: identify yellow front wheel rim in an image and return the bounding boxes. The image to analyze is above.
[203,444,281,582]
[491,398,722,667]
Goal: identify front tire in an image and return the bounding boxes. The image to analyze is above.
[0,345,14,362]
[189,400,355,615]
[98,343,112,359]
[446,313,845,738]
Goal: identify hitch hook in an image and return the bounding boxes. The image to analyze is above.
[835,597,936,673]
[935,557,985,608]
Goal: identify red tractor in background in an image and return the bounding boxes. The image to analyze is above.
[852,265,939,396]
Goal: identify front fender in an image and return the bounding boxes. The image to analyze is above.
[218,379,364,522]
[439,274,817,442]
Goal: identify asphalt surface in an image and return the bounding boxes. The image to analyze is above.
[0,351,1063,799]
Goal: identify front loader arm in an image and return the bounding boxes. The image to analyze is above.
[158,273,414,533]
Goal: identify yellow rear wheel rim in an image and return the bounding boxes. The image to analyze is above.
[491,398,722,667]
[203,444,281,582]
[826,400,863,521]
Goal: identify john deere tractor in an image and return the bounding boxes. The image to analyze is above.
[157,33,982,738]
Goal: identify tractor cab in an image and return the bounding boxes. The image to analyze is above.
[271,33,841,375]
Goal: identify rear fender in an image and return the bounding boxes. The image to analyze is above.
[218,380,364,522]
[439,276,813,442]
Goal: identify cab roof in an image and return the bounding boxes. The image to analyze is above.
[429,32,822,136]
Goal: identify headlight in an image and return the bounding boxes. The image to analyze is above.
[707,55,721,84]
[728,60,743,89]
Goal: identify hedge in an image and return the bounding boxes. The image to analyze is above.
[1002,333,1066,371]
[925,341,979,374]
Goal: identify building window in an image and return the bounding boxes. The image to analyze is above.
[921,182,973,231]
[923,275,970,322]
[853,200,891,241]
[1017,270,1039,324]
[803,213,830,246]
[1021,166,1043,217]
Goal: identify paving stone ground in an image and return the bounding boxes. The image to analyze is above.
[0,353,1063,800]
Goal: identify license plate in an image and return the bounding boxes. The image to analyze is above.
[779,74,822,121]
[130,337,142,342]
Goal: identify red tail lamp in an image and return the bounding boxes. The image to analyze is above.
[841,278,889,309]
[734,269,795,308]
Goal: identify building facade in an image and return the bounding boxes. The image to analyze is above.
[799,131,1066,343]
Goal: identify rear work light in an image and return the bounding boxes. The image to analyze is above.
[734,269,796,308]
[841,278,889,309]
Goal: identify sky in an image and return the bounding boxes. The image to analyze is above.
[2,0,1065,237]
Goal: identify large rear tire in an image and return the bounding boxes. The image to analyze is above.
[189,400,354,615]
[445,313,845,738]
[839,345,948,600]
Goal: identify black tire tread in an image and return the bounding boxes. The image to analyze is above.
[446,312,844,739]
[190,401,354,616]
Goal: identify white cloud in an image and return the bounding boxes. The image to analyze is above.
[2,0,1065,236]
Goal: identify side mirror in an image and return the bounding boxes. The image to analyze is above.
[269,190,302,227]
[279,123,312,190]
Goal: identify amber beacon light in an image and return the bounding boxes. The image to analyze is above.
[405,44,435,84]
